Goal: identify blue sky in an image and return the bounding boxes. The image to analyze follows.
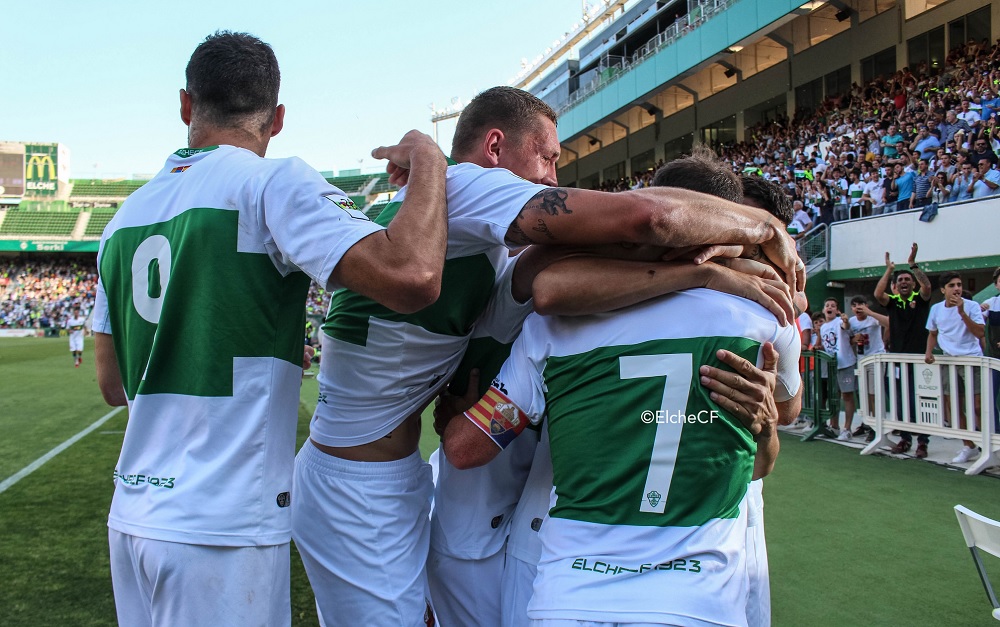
[4,0,584,179]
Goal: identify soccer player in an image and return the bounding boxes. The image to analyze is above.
[92,31,450,627]
[425,146,800,627]
[293,86,803,625]
[439,190,801,626]
[440,154,801,627]
[65,306,86,368]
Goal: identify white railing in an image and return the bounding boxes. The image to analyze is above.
[858,353,1000,475]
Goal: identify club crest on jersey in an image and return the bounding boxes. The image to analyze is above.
[646,490,662,508]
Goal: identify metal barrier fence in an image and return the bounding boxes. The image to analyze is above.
[797,350,841,441]
[855,353,1000,475]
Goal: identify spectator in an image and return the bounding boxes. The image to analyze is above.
[940,110,971,143]
[969,159,1000,198]
[912,159,933,208]
[925,272,986,463]
[910,125,940,161]
[890,163,916,212]
[969,138,998,167]
[951,161,976,201]
[848,295,888,441]
[818,297,858,440]
[875,245,933,458]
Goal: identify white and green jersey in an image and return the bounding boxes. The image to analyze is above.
[491,289,800,625]
[92,145,382,546]
[431,254,537,560]
[310,163,545,446]
[66,316,86,341]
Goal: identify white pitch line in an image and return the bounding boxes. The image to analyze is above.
[0,406,125,495]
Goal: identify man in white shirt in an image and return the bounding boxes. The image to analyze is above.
[925,272,986,463]
[93,31,451,627]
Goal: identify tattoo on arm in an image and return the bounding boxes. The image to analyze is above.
[526,189,572,216]
[531,219,557,240]
[507,217,532,246]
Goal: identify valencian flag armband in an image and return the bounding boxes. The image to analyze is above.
[464,385,529,449]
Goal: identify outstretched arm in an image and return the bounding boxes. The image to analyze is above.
[907,243,932,301]
[874,251,895,306]
[530,256,793,325]
[505,186,803,293]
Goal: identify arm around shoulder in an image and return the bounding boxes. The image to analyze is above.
[330,137,448,313]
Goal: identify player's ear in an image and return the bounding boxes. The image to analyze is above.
[270,105,285,138]
[180,89,192,126]
[482,129,504,167]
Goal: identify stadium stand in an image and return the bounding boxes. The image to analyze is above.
[324,173,371,194]
[368,172,395,194]
[0,208,80,237]
[364,199,390,220]
[82,209,118,237]
[69,179,146,197]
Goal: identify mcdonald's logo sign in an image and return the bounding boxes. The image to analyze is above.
[26,154,56,181]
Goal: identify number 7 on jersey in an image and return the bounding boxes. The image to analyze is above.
[619,354,692,514]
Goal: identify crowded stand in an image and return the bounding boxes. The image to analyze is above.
[0,257,97,330]
[595,38,1000,229]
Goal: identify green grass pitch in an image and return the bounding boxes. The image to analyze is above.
[1,336,999,625]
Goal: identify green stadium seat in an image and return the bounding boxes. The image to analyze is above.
[364,200,389,221]
[369,173,396,194]
[83,209,118,237]
[324,174,372,194]
[69,179,147,198]
[0,208,79,236]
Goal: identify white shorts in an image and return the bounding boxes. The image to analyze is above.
[108,529,290,627]
[428,547,505,627]
[69,336,84,352]
[745,480,770,627]
[501,553,537,627]
[291,440,433,627]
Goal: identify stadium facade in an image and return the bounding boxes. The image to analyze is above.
[523,0,999,307]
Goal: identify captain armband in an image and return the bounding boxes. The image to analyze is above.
[463,386,529,450]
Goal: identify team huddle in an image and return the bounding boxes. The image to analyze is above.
[92,32,804,626]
